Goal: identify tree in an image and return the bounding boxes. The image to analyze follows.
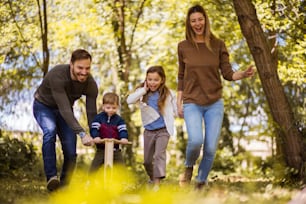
[90,0,149,165]
[1,0,304,182]
[0,0,41,115]
[36,0,49,76]
[232,0,305,180]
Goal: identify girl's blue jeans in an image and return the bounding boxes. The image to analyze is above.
[33,99,77,185]
[183,99,224,183]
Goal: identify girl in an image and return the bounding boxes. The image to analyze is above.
[127,66,177,188]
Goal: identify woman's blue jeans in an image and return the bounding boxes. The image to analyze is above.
[183,99,224,183]
[33,100,77,185]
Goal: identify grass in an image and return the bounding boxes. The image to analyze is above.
[0,167,301,204]
[0,174,47,204]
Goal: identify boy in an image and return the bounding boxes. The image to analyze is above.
[89,92,129,172]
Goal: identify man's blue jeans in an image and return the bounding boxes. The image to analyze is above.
[183,99,224,183]
[33,100,77,185]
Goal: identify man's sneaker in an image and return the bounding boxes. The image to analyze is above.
[47,176,60,191]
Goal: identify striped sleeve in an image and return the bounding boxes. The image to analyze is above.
[117,117,128,139]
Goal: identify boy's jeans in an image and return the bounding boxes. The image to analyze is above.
[33,100,77,185]
[183,99,224,183]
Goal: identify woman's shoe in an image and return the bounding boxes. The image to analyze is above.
[179,167,193,186]
[195,181,208,190]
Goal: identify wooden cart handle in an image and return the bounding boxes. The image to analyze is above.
[99,138,132,145]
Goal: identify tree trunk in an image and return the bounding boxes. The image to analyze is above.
[110,0,147,166]
[37,0,49,76]
[232,0,304,180]
[111,0,134,166]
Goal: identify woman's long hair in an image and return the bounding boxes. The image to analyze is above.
[137,66,170,114]
[185,4,216,51]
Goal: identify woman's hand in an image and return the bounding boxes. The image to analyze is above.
[232,65,255,80]
[177,103,184,118]
[177,91,184,118]
[243,65,255,78]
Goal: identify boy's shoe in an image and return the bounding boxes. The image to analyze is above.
[47,176,60,191]
[179,167,193,186]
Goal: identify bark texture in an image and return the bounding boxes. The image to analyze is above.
[233,0,304,179]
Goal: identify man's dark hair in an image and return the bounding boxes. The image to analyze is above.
[71,49,92,63]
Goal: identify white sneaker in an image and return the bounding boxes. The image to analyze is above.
[152,185,160,192]
[47,176,60,191]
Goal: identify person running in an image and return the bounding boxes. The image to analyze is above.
[33,49,98,191]
[127,66,177,189]
[177,5,255,189]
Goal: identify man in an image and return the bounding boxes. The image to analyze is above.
[33,49,98,191]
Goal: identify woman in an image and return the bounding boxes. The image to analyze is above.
[177,4,254,189]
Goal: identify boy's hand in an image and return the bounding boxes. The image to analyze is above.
[93,137,103,144]
[81,134,94,146]
[120,138,131,144]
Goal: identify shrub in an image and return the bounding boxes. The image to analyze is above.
[0,133,38,177]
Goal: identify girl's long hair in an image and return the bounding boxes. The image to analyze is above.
[137,66,170,114]
[185,4,216,52]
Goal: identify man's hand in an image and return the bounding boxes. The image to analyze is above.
[81,134,93,146]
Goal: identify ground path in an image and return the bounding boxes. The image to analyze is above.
[1,172,304,204]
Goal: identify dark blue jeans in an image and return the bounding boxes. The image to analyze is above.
[33,99,77,185]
